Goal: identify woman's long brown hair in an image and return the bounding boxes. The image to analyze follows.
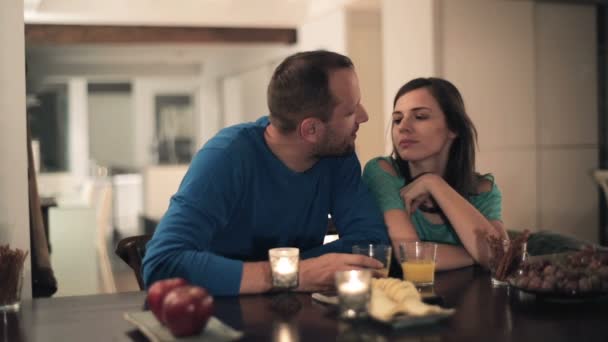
[391,77,481,198]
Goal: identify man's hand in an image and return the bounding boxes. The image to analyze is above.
[296,253,384,293]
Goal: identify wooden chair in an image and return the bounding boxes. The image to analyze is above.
[115,234,152,290]
[27,116,57,297]
[594,170,608,202]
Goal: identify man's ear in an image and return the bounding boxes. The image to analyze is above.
[299,118,321,142]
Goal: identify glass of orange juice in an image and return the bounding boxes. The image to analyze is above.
[397,241,437,287]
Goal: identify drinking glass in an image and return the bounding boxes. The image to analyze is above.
[0,247,27,312]
[352,244,392,277]
[397,241,437,287]
[335,270,372,319]
[268,248,299,290]
[488,239,527,286]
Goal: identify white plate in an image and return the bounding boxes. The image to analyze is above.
[311,293,454,329]
[311,291,441,306]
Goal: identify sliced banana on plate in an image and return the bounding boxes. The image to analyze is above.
[369,278,454,322]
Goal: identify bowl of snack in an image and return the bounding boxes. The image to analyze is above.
[508,246,608,301]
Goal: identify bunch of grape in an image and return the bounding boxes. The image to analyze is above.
[509,247,608,294]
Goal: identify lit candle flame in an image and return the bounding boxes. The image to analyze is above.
[276,257,296,275]
[339,276,367,294]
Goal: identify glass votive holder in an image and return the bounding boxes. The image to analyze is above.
[0,246,28,312]
[335,270,372,320]
[269,248,299,290]
[397,241,437,288]
[352,244,392,277]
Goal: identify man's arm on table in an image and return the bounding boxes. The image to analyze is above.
[142,147,248,296]
[144,150,387,295]
[144,195,386,296]
[302,153,389,259]
[240,254,382,294]
[241,153,388,293]
[287,154,388,292]
[142,193,247,295]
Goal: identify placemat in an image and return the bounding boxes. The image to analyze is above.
[124,311,243,342]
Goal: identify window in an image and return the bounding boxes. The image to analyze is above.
[28,84,69,173]
[154,94,194,164]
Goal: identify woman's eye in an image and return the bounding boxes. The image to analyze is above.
[415,114,428,120]
[393,118,402,124]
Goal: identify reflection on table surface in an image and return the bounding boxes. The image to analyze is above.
[2,266,608,342]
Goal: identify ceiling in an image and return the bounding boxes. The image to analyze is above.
[23,0,380,80]
[24,0,380,28]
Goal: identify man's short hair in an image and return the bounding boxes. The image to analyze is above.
[267,50,354,133]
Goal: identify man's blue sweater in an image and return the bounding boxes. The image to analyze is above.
[142,117,388,295]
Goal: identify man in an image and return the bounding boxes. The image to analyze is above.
[142,50,389,295]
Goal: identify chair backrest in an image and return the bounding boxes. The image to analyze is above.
[594,170,608,201]
[95,181,117,293]
[115,234,152,290]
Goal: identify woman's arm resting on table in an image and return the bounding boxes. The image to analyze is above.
[402,174,507,267]
[384,209,474,270]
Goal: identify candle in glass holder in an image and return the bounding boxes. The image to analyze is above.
[269,248,299,289]
[335,270,372,319]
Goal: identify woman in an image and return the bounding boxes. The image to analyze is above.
[363,77,507,270]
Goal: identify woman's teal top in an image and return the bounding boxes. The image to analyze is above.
[362,157,502,245]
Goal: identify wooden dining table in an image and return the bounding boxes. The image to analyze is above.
[2,266,608,342]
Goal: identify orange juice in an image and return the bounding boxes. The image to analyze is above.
[401,260,436,285]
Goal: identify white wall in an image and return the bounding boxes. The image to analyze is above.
[221,63,275,126]
[221,76,245,127]
[441,0,538,232]
[239,66,275,121]
[0,0,32,299]
[379,0,599,242]
[212,46,292,126]
[439,0,598,241]
[143,165,188,220]
[535,3,598,242]
[382,0,440,154]
[299,9,347,53]
[347,9,384,166]
[88,92,135,169]
[198,73,222,148]
[67,78,89,181]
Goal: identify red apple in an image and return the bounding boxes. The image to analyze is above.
[161,286,214,337]
[146,278,188,323]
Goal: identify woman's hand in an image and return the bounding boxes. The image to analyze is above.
[399,173,443,216]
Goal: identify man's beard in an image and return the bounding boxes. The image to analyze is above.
[313,131,355,158]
